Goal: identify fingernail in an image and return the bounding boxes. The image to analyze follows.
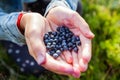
[85,31,95,39]
[72,68,80,78]
[36,53,46,65]
[63,19,73,28]
[79,59,88,72]
[68,57,73,64]
[63,67,74,74]
[72,72,80,78]
[89,31,95,38]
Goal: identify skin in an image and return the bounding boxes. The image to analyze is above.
[20,6,94,78]
[46,6,94,77]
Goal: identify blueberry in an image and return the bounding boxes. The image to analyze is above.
[56,50,61,55]
[63,45,68,50]
[48,51,52,55]
[46,45,51,49]
[76,36,80,41]
[72,44,76,49]
[51,44,56,49]
[62,26,68,31]
[68,47,72,51]
[60,48,64,51]
[62,42,66,46]
[47,42,51,46]
[49,38,54,42]
[55,45,59,49]
[55,35,59,39]
[73,47,78,53]
[52,32,57,36]
[52,42,56,45]
[44,39,49,44]
[51,50,55,54]
[48,51,54,56]
[65,33,69,38]
[58,37,62,41]
[76,41,81,46]
[68,42,73,47]
[57,27,61,32]
[44,33,49,39]
[53,53,59,58]
[58,45,62,49]
[72,36,76,42]
[61,26,66,29]
[62,31,66,35]
[61,36,65,40]
[53,38,57,42]
[60,27,65,32]
[62,40,67,45]
[67,38,71,42]
[50,34,54,38]
[68,32,74,37]
[48,32,52,35]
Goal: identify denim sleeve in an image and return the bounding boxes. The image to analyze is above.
[66,0,78,10]
[0,9,25,45]
[22,0,37,3]
[44,0,79,16]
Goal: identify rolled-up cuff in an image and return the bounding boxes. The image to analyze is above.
[0,12,25,45]
[44,0,71,16]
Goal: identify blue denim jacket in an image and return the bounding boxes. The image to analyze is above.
[0,0,78,45]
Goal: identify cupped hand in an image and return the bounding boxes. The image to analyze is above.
[20,13,74,76]
[46,6,94,78]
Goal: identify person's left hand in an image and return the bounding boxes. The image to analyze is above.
[46,6,94,78]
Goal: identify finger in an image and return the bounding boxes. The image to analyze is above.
[26,26,46,65]
[79,59,88,72]
[80,34,92,64]
[72,51,81,78]
[56,56,65,62]
[25,16,47,65]
[60,54,66,61]
[78,46,82,60]
[42,54,74,75]
[25,38,36,60]
[77,35,88,72]
[63,12,95,39]
[63,51,73,64]
[47,20,58,31]
[29,36,46,65]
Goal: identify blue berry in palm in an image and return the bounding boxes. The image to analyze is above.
[73,47,78,53]
[76,36,80,41]
[53,53,59,58]
[76,41,81,46]
[63,45,68,50]
[56,50,61,55]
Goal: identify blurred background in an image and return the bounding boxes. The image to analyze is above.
[0,0,120,80]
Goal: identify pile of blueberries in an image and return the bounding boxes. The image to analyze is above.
[43,26,81,58]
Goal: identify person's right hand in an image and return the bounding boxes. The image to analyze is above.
[20,13,74,76]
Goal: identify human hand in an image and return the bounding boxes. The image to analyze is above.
[46,6,94,78]
[20,13,74,76]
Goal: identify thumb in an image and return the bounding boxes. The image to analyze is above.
[74,13,95,39]
[26,33,46,65]
[63,12,95,39]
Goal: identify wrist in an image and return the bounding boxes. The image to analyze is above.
[17,13,25,34]
[44,0,71,16]
[17,12,32,35]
